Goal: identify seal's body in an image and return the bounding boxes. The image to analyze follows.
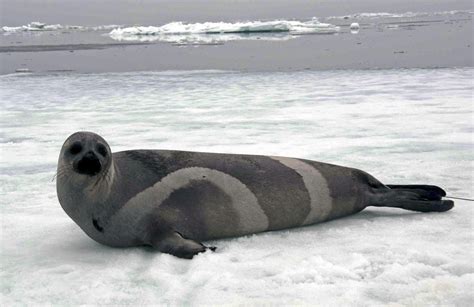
[57,132,454,258]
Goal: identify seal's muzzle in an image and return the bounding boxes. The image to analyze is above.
[75,151,102,176]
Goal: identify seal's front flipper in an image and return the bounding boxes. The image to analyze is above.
[152,231,216,259]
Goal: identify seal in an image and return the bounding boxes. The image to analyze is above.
[57,131,454,259]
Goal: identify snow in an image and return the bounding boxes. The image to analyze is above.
[0,68,473,305]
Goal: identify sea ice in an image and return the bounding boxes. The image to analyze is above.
[108,19,340,44]
[1,22,121,33]
[350,22,360,30]
[0,68,472,305]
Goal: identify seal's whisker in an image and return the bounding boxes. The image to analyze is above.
[55,166,71,179]
[93,167,109,188]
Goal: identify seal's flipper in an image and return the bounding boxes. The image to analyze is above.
[152,231,215,259]
[386,187,442,201]
[386,184,446,199]
[370,188,454,212]
[390,199,454,212]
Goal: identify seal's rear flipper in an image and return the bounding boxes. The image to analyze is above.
[386,184,446,199]
[370,188,454,212]
[384,199,454,212]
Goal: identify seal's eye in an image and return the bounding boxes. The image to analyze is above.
[69,142,82,155]
[96,144,107,157]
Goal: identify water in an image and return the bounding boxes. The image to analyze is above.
[2,10,471,46]
[0,68,473,304]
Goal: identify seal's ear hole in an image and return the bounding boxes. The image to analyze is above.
[96,144,107,157]
[69,142,82,155]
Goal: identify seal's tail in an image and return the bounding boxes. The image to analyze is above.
[370,184,454,212]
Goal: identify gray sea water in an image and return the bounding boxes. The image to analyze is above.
[0,68,473,305]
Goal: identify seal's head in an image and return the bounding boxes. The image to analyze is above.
[57,132,115,232]
[59,131,112,178]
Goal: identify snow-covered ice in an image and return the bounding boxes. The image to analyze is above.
[350,22,360,29]
[327,10,473,20]
[1,22,121,33]
[350,22,360,34]
[0,68,473,305]
[0,19,340,45]
[109,19,339,44]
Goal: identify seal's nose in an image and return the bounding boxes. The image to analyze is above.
[84,151,96,160]
[75,151,102,176]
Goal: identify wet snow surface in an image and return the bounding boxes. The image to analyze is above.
[1,68,473,305]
